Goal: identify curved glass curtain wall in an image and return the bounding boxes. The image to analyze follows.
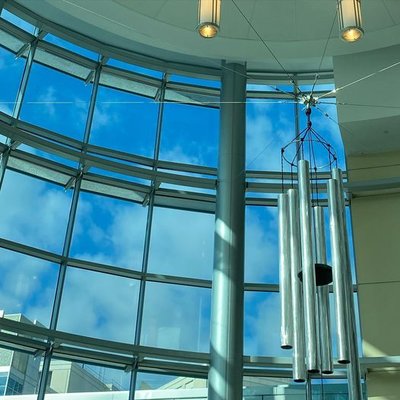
[0,4,362,399]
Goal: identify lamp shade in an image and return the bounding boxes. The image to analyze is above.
[198,0,221,38]
[338,0,364,42]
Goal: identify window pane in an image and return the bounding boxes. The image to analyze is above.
[136,372,207,395]
[70,191,147,270]
[246,101,295,171]
[244,291,286,356]
[0,347,42,396]
[44,34,99,60]
[0,46,25,116]
[170,74,220,88]
[20,62,92,140]
[148,207,214,279]
[45,359,130,396]
[245,206,279,283]
[0,171,72,253]
[160,103,219,167]
[90,86,158,157]
[1,9,36,33]
[141,282,210,352]
[0,249,58,327]
[243,376,305,399]
[57,267,140,343]
[107,58,162,78]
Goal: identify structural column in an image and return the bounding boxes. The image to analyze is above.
[208,62,246,400]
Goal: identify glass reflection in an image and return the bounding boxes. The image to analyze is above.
[141,282,211,352]
[44,359,130,397]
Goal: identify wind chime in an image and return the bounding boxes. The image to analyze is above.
[278,96,362,398]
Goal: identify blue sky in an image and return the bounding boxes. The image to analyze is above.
[0,7,360,393]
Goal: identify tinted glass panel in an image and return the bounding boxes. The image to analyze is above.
[0,248,58,327]
[246,101,295,171]
[57,267,140,343]
[148,207,214,279]
[244,291,285,357]
[141,282,210,352]
[90,86,158,157]
[160,103,219,167]
[245,206,278,283]
[20,62,91,139]
[0,46,25,116]
[0,171,71,253]
[70,191,147,270]
[45,359,130,396]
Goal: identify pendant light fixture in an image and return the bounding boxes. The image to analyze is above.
[197,0,221,38]
[338,0,364,42]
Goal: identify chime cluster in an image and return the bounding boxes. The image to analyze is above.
[279,161,360,383]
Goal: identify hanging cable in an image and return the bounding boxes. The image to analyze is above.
[319,59,400,100]
[310,9,338,96]
[231,0,303,95]
[319,100,400,110]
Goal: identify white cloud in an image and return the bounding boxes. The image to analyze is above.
[0,167,283,357]
[0,171,71,253]
[36,86,57,117]
[245,292,288,357]
[0,124,288,364]
[245,206,279,283]
[246,101,294,171]
[57,267,139,343]
[147,207,215,280]
[141,282,211,353]
[70,194,147,269]
[159,145,201,165]
[0,248,57,327]
[91,103,120,131]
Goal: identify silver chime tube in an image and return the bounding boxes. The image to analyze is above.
[313,206,333,374]
[288,189,306,382]
[332,168,363,399]
[279,193,293,349]
[327,177,350,364]
[298,160,319,372]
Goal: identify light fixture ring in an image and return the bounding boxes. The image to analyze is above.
[197,22,219,38]
[340,26,364,42]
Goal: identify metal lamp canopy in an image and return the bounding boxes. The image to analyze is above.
[198,0,221,38]
[338,0,364,42]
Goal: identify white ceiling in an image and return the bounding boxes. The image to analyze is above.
[11,0,400,72]
[334,43,400,156]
